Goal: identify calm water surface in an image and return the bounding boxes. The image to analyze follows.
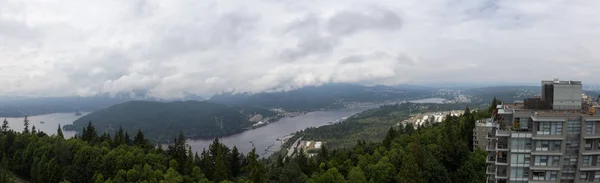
[186,107,371,157]
[1,112,90,138]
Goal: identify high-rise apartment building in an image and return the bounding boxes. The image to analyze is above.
[483,79,600,183]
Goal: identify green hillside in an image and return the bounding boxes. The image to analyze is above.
[71,100,253,142]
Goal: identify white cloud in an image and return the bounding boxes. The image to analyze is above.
[0,0,599,98]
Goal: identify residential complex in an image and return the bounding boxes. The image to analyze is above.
[482,79,600,183]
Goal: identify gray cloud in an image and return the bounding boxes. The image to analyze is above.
[326,9,402,35]
[1,0,600,98]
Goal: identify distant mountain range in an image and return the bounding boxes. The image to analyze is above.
[0,83,435,117]
[208,83,434,111]
[0,95,132,117]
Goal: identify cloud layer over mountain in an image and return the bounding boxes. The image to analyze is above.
[1,0,599,98]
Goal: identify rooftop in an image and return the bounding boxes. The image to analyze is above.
[542,79,582,85]
[499,103,599,117]
[477,118,496,127]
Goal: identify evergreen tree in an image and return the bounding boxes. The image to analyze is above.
[124,132,131,145]
[2,119,8,133]
[462,107,476,151]
[245,148,266,183]
[396,153,424,183]
[94,173,105,183]
[31,125,36,134]
[113,127,125,147]
[23,116,30,134]
[382,127,396,149]
[456,149,487,183]
[99,132,110,143]
[229,146,242,177]
[83,121,97,143]
[404,123,415,135]
[57,124,64,138]
[133,129,148,148]
[167,131,188,173]
[346,166,367,183]
[213,148,228,182]
[489,97,499,113]
[200,149,213,179]
[396,123,405,135]
[317,144,329,163]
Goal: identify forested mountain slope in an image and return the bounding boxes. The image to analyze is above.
[71,100,253,142]
[0,99,492,183]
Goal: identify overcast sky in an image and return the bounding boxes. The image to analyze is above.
[1,0,599,98]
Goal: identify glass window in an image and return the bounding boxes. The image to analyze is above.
[534,156,560,166]
[581,172,590,181]
[552,156,560,166]
[521,118,530,129]
[563,168,576,180]
[535,140,561,151]
[583,156,592,167]
[537,122,562,135]
[510,167,529,179]
[562,173,575,180]
[511,154,530,166]
[586,121,596,134]
[595,171,600,182]
[566,140,579,151]
[533,171,546,180]
[567,120,581,134]
[511,139,531,152]
[550,171,557,181]
[565,155,578,165]
[532,170,557,181]
[586,140,593,151]
[536,156,548,166]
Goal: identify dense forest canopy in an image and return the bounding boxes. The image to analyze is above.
[0,99,493,183]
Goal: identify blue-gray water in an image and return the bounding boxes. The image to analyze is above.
[1,112,90,138]
[185,107,372,157]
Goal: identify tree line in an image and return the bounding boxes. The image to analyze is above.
[0,99,493,182]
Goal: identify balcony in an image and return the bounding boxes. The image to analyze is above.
[583,134,600,139]
[580,165,600,171]
[496,167,507,178]
[487,131,496,139]
[582,150,600,156]
[487,156,496,163]
[497,130,510,137]
[497,142,509,151]
[486,176,495,183]
[497,156,508,165]
[487,166,496,174]
[486,144,496,151]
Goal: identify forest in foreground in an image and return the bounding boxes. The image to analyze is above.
[0,100,493,183]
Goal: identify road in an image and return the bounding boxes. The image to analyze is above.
[286,137,303,157]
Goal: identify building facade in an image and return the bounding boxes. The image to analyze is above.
[475,118,495,150]
[484,79,600,183]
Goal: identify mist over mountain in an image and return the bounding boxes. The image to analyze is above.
[209,83,434,111]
